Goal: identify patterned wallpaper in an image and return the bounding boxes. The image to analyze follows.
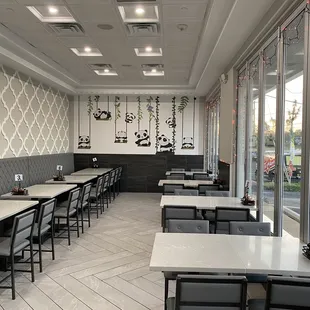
[0,65,70,158]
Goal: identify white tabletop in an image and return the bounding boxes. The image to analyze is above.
[158,180,213,187]
[71,168,112,176]
[166,171,208,176]
[1,184,77,200]
[0,200,38,221]
[150,233,309,276]
[160,195,257,211]
[150,233,246,273]
[45,175,96,184]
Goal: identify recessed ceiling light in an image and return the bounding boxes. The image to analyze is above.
[151,68,157,73]
[104,69,110,73]
[145,46,153,52]
[84,46,92,53]
[48,6,58,14]
[135,7,145,15]
[134,48,163,57]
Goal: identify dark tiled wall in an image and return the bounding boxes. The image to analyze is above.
[74,153,204,192]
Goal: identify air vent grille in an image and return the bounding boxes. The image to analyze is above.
[141,64,163,70]
[89,64,112,70]
[126,23,159,36]
[48,23,85,36]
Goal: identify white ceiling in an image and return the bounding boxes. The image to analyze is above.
[0,0,298,95]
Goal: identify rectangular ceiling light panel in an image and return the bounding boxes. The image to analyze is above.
[142,64,164,76]
[71,48,103,57]
[94,70,118,76]
[118,5,159,23]
[134,48,162,56]
[27,6,76,23]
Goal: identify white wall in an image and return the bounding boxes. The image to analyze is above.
[219,68,237,164]
[73,95,204,155]
[0,65,71,159]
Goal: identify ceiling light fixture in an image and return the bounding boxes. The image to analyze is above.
[145,46,153,52]
[84,46,92,53]
[104,68,110,73]
[135,7,145,15]
[151,68,157,73]
[48,6,58,14]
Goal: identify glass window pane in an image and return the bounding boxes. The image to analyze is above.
[282,13,304,238]
[236,69,247,197]
[263,38,278,224]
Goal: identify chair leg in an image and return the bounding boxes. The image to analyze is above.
[30,241,35,282]
[76,212,80,238]
[10,253,15,300]
[80,207,84,234]
[51,227,55,260]
[67,217,71,246]
[96,199,99,219]
[87,203,91,227]
[164,277,169,310]
[38,235,43,273]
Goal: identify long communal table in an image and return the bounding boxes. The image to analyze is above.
[45,175,96,184]
[158,179,213,187]
[150,233,309,276]
[160,195,257,211]
[0,184,77,200]
[0,200,39,221]
[165,171,209,177]
[71,168,112,176]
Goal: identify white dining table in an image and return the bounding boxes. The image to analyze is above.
[165,171,209,176]
[0,184,77,200]
[71,168,112,176]
[0,200,39,221]
[160,195,257,211]
[45,175,96,184]
[150,233,309,276]
[158,180,213,187]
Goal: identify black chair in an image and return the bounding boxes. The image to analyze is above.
[79,183,92,233]
[54,188,80,245]
[174,189,198,196]
[163,184,184,195]
[108,169,116,202]
[116,167,122,195]
[214,207,250,234]
[198,184,221,195]
[248,276,310,310]
[0,209,37,299]
[162,205,197,232]
[230,222,271,236]
[167,275,247,310]
[191,169,203,172]
[193,173,212,180]
[89,176,103,218]
[171,168,185,172]
[102,172,110,209]
[205,190,230,197]
[169,173,186,180]
[168,219,209,233]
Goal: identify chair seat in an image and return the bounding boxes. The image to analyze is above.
[166,297,175,310]
[78,202,88,209]
[33,223,51,237]
[0,237,30,256]
[248,299,265,310]
[57,201,68,208]
[54,207,76,218]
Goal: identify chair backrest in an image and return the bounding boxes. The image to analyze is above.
[10,209,37,253]
[81,183,92,206]
[193,173,212,180]
[114,168,120,183]
[163,183,184,195]
[170,173,185,180]
[38,198,56,230]
[191,169,204,172]
[175,275,247,310]
[198,184,221,195]
[168,219,209,233]
[205,190,231,197]
[68,187,81,212]
[162,205,197,230]
[171,168,185,171]
[109,170,116,186]
[117,167,122,181]
[95,176,104,196]
[174,189,199,196]
[215,207,250,234]
[265,276,310,309]
[103,172,110,190]
[230,222,271,236]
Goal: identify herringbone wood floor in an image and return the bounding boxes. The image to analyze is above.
[0,193,265,309]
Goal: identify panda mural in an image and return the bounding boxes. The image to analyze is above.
[78,135,91,149]
[135,130,151,147]
[125,112,136,123]
[182,137,194,149]
[165,117,175,128]
[115,131,127,143]
[93,108,112,121]
[158,134,173,152]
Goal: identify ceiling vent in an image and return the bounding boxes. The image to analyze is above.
[89,64,113,70]
[48,23,85,36]
[126,23,159,36]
